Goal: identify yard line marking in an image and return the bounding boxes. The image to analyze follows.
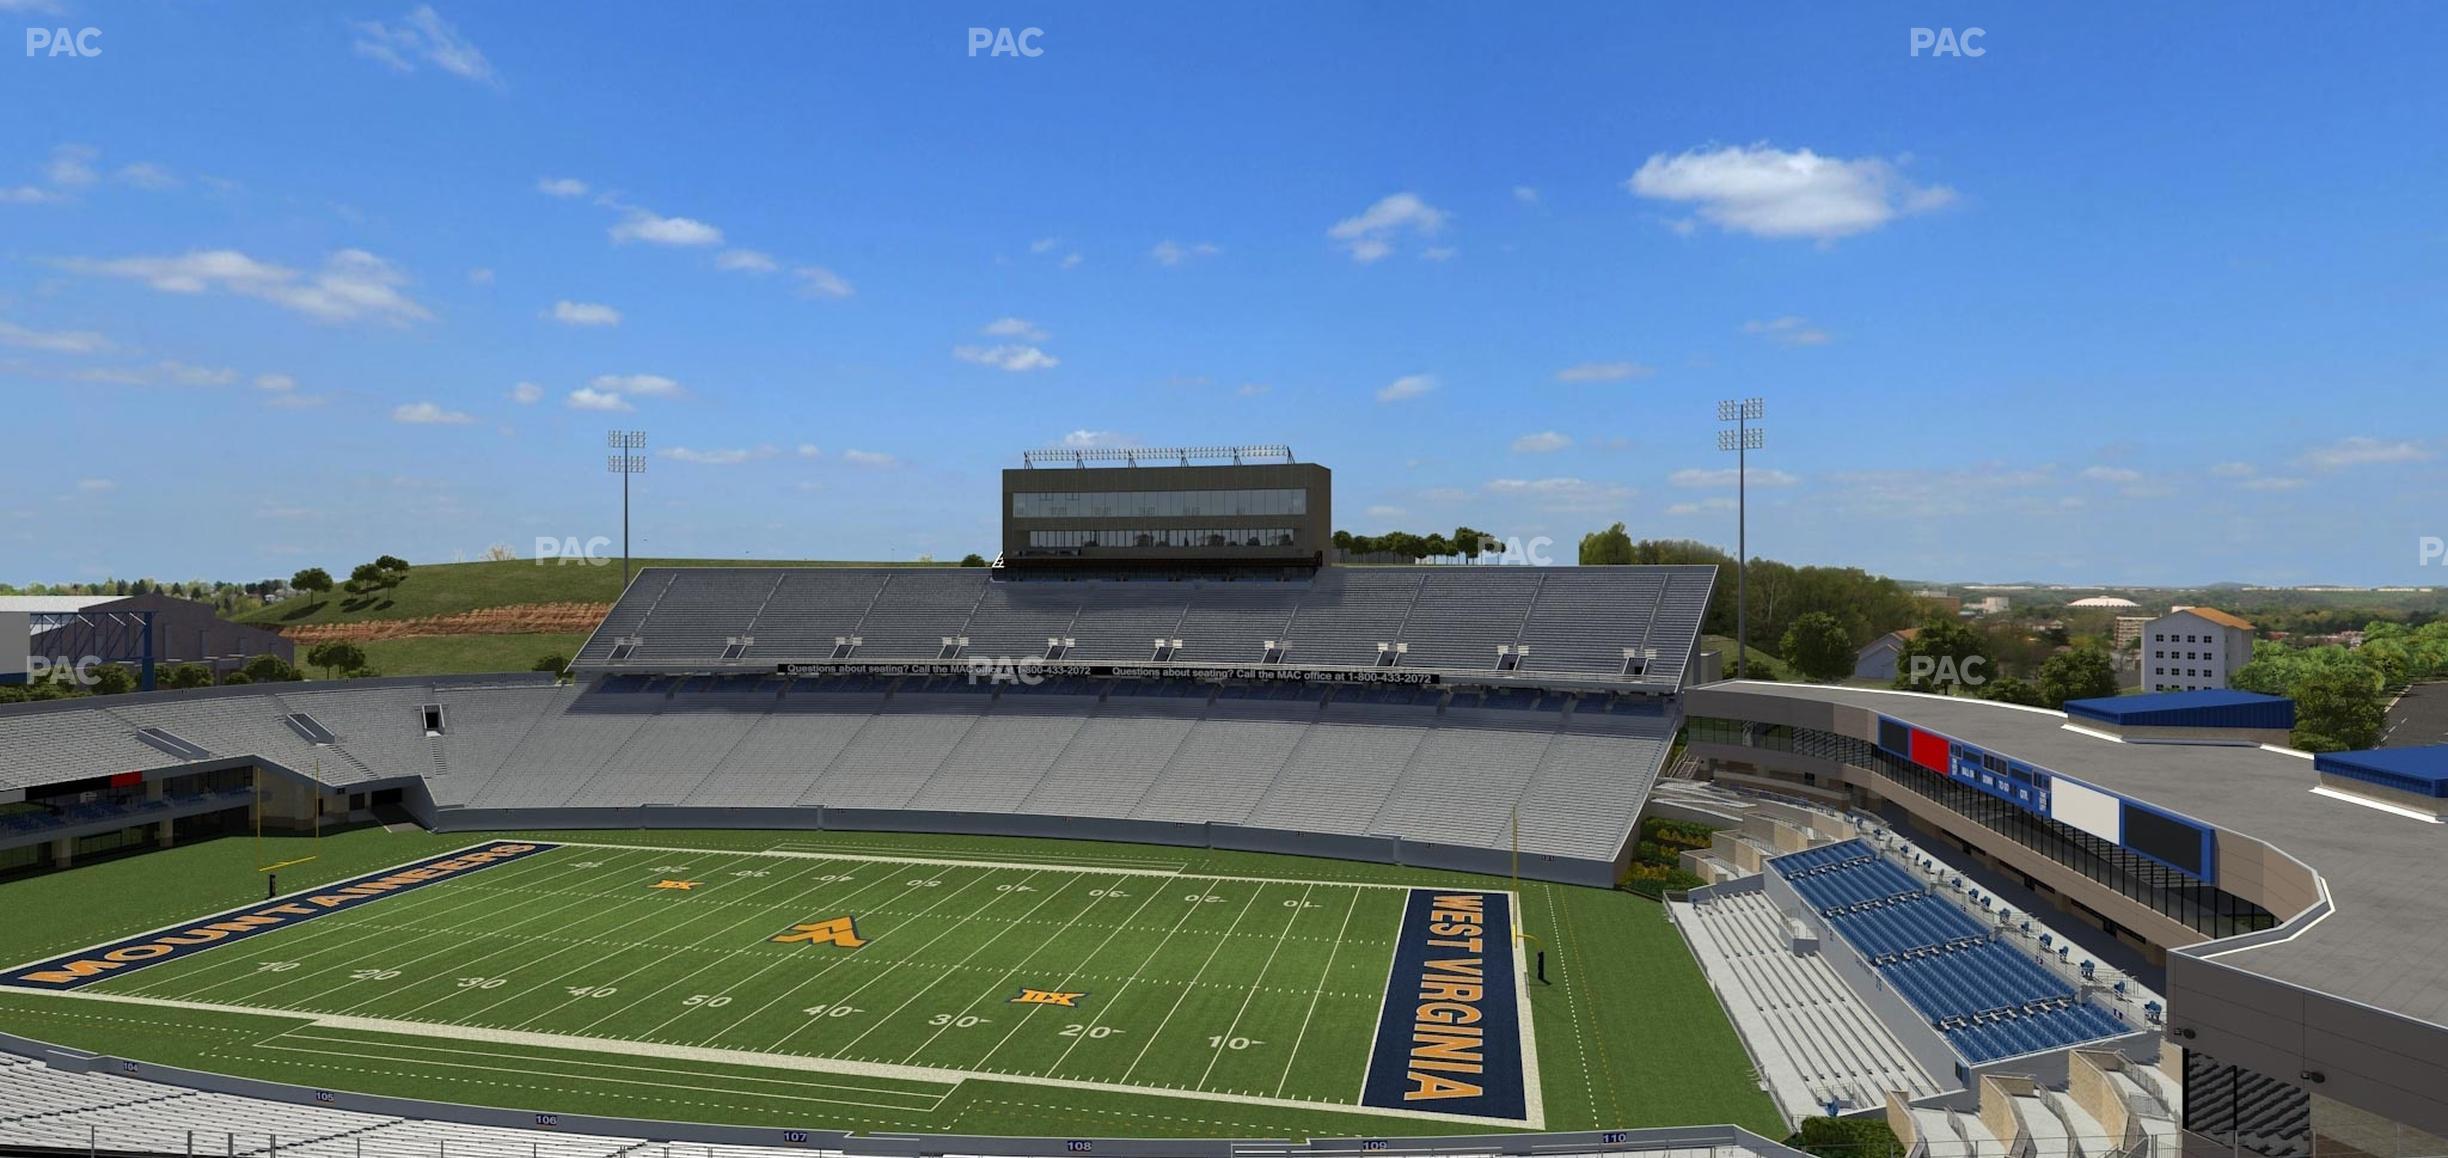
[247,1035,950,1114]
[889,873,1116,1065]
[102,844,619,999]
[1196,882,1315,1089]
[761,869,1059,1056]
[1044,875,1221,1076]
[329,850,776,1020]
[835,869,1079,1058]
[685,865,978,1046]
[972,872,1175,1069]
[24,987,1535,1128]
[558,855,879,1038]
[544,839,1415,890]
[1274,884,1366,1098]
[136,847,655,1004]
[469,854,850,1030]
[1117,884,1269,1085]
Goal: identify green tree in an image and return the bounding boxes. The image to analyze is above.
[240,653,300,683]
[1893,618,1988,695]
[2037,645,2121,708]
[162,664,215,690]
[1453,526,1490,561]
[306,642,368,679]
[533,653,570,674]
[1579,522,1634,565]
[1780,612,1856,682]
[1789,1116,1904,1158]
[1979,675,2049,707]
[291,567,334,610]
[958,553,988,567]
[2292,658,2385,750]
[87,664,138,696]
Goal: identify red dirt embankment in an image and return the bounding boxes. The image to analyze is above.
[279,602,612,643]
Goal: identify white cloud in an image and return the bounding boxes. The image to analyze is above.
[467,267,494,285]
[253,374,296,392]
[1060,253,1083,269]
[565,386,633,412]
[353,5,499,86]
[392,401,473,425]
[508,381,543,404]
[58,248,433,325]
[113,162,178,190]
[1669,466,1800,488]
[72,360,238,387]
[1237,383,1271,397]
[981,317,1049,342]
[2080,465,2143,483]
[1060,429,1137,449]
[1627,143,1955,241]
[42,144,98,188]
[1512,185,1540,204]
[2300,436,2428,469]
[2208,461,2256,478]
[1364,505,1408,519]
[842,449,898,468]
[1484,476,1634,511]
[2243,476,2307,492]
[954,344,1058,372]
[0,319,110,354]
[1151,240,1221,266]
[0,184,59,204]
[536,177,590,198]
[1666,497,1739,517]
[75,477,114,493]
[660,445,776,465]
[715,248,778,273]
[1743,315,1831,346]
[1555,360,1655,383]
[795,444,823,458]
[617,379,681,399]
[1375,373,1436,403]
[549,299,622,327]
[1511,431,1572,454]
[1328,192,1449,263]
[1029,237,1061,254]
[609,208,723,247]
[794,265,854,299]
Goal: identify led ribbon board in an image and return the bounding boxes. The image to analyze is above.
[0,842,557,991]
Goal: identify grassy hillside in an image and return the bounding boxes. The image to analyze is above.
[346,633,591,676]
[1700,635,1795,681]
[235,557,938,628]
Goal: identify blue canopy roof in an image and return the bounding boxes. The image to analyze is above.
[2062,689,2295,730]
[2316,746,2448,798]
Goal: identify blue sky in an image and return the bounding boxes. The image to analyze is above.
[2,1,2443,586]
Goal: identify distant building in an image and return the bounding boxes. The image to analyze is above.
[2140,606,2255,692]
[1971,596,2011,615]
[1854,628,1919,682]
[1,594,294,684]
[2068,595,2141,609]
[2112,615,2153,650]
[1000,445,1329,573]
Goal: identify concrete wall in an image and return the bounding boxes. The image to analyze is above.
[421,804,1622,888]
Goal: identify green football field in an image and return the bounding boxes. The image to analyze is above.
[0,828,1780,1139]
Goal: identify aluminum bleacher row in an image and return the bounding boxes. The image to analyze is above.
[1769,840,2139,1063]
[570,565,1719,684]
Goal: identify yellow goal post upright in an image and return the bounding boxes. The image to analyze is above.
[1510,803,1548,978]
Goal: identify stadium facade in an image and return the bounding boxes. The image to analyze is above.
[1682,681,2448,1155]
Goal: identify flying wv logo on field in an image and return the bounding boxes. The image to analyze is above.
[1358,889,1529,1122]
[0,843,555,991]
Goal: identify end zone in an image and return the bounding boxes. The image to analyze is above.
[1358,888,1530,1123]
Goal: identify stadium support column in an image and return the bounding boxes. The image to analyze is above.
[1716,399,1765,680]
[608,431,648,590]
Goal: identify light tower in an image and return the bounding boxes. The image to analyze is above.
[1715,398,1764,680]
[607,430,647,590]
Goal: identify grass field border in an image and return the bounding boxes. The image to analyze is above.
[4,837,1546,1130]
